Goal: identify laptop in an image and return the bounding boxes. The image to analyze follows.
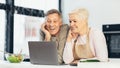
[28,41,59,65]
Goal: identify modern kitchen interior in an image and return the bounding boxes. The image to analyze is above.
[0,0,120,68]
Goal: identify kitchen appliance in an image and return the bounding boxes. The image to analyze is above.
[103,24,120,58]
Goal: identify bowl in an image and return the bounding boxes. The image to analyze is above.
[5,53,24,63]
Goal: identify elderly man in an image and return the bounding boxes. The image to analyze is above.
[40,9,69,64]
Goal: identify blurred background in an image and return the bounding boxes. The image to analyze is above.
[0,0,120,60]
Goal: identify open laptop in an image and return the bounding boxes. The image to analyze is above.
[28,41,59,65]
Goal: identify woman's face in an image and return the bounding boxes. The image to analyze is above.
[69,14,87,34]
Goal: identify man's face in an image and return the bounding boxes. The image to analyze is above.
[45,13,62,35]
[69,14,86,34]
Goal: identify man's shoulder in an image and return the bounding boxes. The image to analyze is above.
[62,24,69,26]
[61,24,69,30]
[58,24,69,38]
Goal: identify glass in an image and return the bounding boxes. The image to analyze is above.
[15,0,58,12]
[5,53,24,63]
[0,10,5,60]
[14,14,44,59]
[110,35,120,53]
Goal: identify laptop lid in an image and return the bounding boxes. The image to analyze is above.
[28,41,59,65]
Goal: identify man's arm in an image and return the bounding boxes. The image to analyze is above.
[57,24,69,64]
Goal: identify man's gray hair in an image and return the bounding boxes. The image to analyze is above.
[45,9,62,18]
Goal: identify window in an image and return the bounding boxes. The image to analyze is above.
[15,0,59,12]
[0,0,61,60]
[0,10,5,60]
[0,0,5,3]
[14,14,44,58]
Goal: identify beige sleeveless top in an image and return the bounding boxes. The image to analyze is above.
[73,29,94,60]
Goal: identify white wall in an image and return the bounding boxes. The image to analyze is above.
[62,0,120,31]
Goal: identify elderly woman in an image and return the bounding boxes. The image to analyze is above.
[63,8,108,64]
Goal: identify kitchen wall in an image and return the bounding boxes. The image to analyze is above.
[61,0,120,31]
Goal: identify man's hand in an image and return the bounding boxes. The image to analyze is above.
[41,23,51,41]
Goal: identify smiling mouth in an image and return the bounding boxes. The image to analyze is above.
[50,28,55,30]
[49,27,56,30]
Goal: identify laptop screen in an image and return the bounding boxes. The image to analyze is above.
[28,41,59,65]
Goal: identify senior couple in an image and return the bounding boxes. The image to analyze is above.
[40,8,108,64]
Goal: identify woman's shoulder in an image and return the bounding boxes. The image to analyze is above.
[90,27,103,34]
[89,27,104,36]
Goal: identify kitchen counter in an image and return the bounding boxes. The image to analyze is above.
[78,58,120,68]
[0,58,120,68]
[0,60,76,68]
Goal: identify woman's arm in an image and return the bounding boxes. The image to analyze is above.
[92,29,108,62]
[63,42,74,64]
[63,29,79,64]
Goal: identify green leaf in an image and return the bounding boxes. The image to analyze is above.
[80,59,100,62]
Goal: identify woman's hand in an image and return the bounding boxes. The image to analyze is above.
[67,30,73,42]
[41,23,51,41]
[67,29,79,42]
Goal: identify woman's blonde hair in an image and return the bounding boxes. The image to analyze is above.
[69,8,89,19]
